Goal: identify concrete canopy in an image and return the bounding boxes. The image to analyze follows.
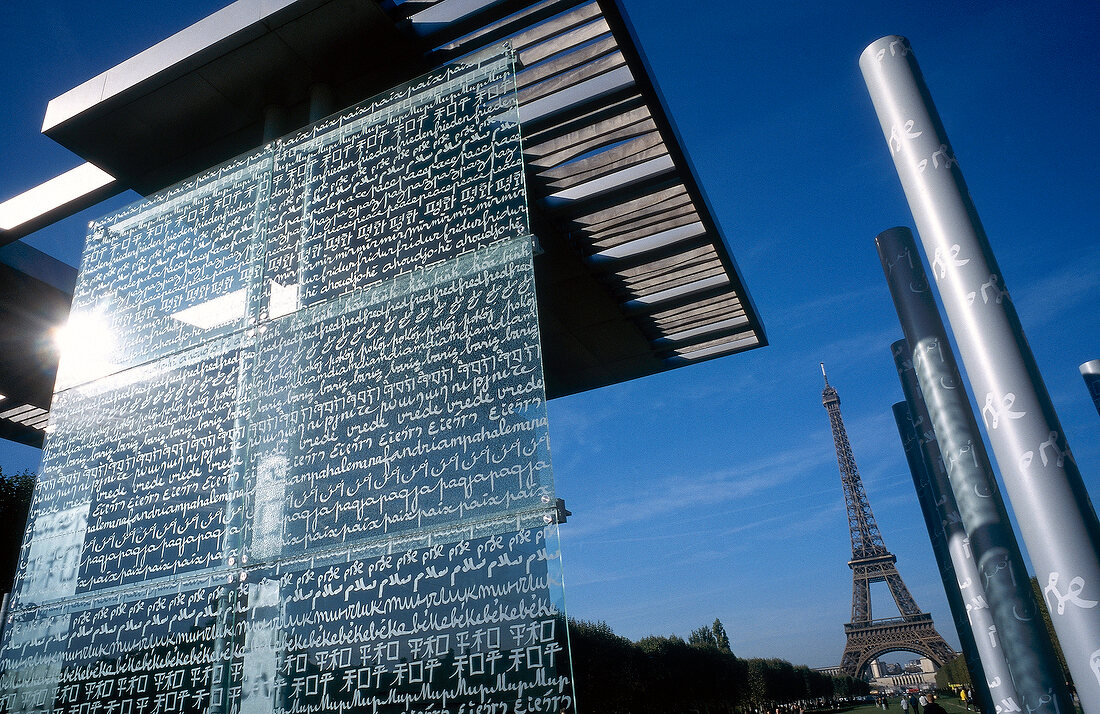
[1,0,767,444]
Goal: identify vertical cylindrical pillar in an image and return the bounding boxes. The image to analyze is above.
[309,84,335,123]
[892,341,1010,714]
[1081,360,1100,418]
[892,402,988,705]
[863,38,1100,709]
[876,227,1070,712]
[262,105,286,143]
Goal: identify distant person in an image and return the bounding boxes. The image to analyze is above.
[959,688,968,711]
[900,695,910,712]
[908,693,919,713]
[918,693,928,710]
[921,695,946,714]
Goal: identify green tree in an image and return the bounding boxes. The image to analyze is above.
[688,618,732,653]
[567,619,860,712]
[0,466,35,594]
[1030,575,1071,683]
[935,653,971,689]
[712,618,731,653]
[745,658,768,706]
[689,624,718,648]
[568,620,642,714]
[833,674,867,696]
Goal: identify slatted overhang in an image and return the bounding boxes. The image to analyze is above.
[23,0,764,408]
[411,0,766,393]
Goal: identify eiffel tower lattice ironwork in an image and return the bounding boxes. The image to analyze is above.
[820,364,955,678]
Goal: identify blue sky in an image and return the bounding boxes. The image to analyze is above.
[1,1,1098,668]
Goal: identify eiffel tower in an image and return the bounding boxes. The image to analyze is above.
[820,364,955,678]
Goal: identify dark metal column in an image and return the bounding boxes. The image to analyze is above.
[1081,360,1100,419]
[863,36,1100,710]
[892,341,1009,714]
[876,226,1070,712]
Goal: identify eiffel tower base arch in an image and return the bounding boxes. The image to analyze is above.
[840,613,956,678]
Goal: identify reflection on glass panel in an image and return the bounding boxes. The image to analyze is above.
[58,153,269,390]
[245,238,553,558]
[14,334,249,606]
[2,45,573,713]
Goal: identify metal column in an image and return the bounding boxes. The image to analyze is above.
[1081,360,1100,419]
[863,36,1100,709]
[892,341,1010,714]
[876,226,1070,712]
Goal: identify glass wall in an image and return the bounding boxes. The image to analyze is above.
[1,46,573,714]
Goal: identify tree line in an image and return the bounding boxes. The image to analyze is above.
[568,619,868,713]
[0,466,34,595]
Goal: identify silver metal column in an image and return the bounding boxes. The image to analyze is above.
[876,227,1070,712]
[891,402,987,707]
[892,341,1010,714]
[863,38,1100,709]
[1081,360,1100,419]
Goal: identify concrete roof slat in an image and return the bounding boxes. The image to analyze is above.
[587,213,701,253]
[616,260,726,295]
[503,2,600,53]
[0,405,38,420]
[525,113,652,167]
[568,182,684,226]
[665,334,759,363]
[0,163,117,239]
[665,328,758,355]
[431,0,562,52]
[407,0,510,26]
[582,202,697,244]
[648,297,744,327]
[649,294,744,322]
[622,273,730,310]
[538,130,663,184]
[609,244,716,280]
[516,16,610,67]
[654,315,753,346]
[521,91,644,146]
[648,310,749,338]
[517,48,624,105]
[543,153,674,205]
